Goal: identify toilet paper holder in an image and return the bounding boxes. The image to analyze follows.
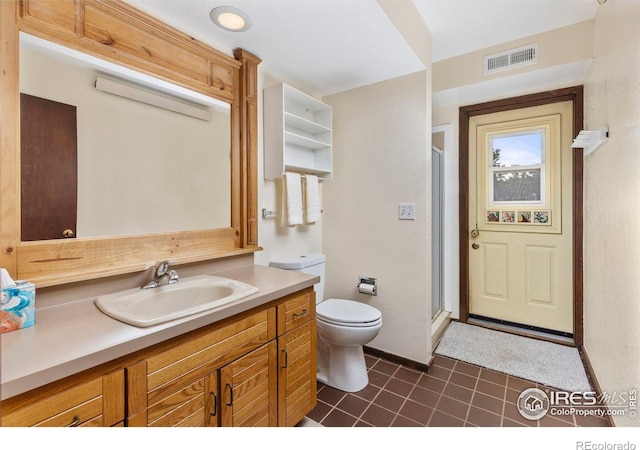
[357,276,377,296]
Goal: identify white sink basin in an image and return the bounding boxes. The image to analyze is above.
[94,275,259,327]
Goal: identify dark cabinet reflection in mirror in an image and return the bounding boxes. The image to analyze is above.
[20,93,77,241]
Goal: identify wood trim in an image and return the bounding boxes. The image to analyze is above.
[363,346,430,373]
[234,49,261,249]
[16,228,238,288]
[0,0,20,277]
[125,361,147,424]
[18,0,240,102]
[102,369,125,426]
[578,347,616,427]
[458,86,585,346]
[572,89,585,347]
[0,1,261,287]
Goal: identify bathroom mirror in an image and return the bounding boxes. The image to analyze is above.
[20,33,231,240]
[0,0,259,287]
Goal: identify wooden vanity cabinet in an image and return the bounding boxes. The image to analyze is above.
[276,290,317,427]
[126,308,277,427]
[1,287,317,428]
[0,369,125,427]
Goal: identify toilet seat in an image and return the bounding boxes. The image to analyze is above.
[317,299,382,328]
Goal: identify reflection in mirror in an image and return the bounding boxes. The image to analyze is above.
[19,33,231,241]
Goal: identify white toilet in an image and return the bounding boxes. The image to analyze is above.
[270,254,382,392]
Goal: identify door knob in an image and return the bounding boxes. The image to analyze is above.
[62,229,75,238]
[472,242,480,250]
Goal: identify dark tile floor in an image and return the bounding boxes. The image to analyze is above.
[307,353,611,427]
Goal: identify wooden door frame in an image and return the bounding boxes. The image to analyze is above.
[459,86,584,346]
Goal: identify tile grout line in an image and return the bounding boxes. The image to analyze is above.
[429,360,456,425]
[460,361,480,426]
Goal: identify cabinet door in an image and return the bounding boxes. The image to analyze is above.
[278,320,317,426]
[204,372,220,427]
[145,374,209,427]
[220,341,278,427]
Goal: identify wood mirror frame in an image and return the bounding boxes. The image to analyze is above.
[0,0,260,287]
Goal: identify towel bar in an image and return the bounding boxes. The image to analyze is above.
[262,208,280,219]
[261,208,323,219]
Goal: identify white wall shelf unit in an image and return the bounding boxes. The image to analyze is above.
[264,83,332,181]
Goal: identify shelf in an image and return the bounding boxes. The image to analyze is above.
[283,165,332,178]
[284,112,331,135]
[264,83,332,181]
[285,131,330,150]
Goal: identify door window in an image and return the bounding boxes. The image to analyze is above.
[489,130,545,204]
[476,114,562,233]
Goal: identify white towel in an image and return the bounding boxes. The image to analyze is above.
[303,174,321,224]
[281,172,303,227]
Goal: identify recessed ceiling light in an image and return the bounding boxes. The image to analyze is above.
[210,6,252,32]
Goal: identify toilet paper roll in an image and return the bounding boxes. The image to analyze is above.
[358,283,376,295]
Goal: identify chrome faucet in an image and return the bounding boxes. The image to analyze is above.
[142,260,179,289]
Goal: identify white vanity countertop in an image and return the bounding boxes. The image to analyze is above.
[0,264,319,400]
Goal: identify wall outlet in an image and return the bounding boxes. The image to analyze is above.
[399,203,416,220]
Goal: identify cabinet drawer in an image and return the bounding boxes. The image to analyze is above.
[1,370,124,427]
[277,289,315,336]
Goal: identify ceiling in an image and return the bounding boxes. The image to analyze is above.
[124,0,600,96]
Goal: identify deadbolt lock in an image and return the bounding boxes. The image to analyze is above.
[470,224,480,238]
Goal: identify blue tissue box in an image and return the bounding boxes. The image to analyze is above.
[1,281,36,333]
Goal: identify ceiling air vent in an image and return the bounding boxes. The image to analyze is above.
[484,44,538,75]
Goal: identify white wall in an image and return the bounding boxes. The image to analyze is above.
[582,0,640,428]
[322,71,432,365]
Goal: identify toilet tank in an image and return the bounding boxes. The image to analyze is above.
[269,254,325,304]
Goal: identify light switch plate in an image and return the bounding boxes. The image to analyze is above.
[399,203,416,220]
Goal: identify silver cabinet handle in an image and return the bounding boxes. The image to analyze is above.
[292,309,308,318]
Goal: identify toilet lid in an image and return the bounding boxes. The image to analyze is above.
[317,299,381,326]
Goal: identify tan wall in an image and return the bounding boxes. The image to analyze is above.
[323,71,432,364]
[583,0,640,427]
[433,20,593,93]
